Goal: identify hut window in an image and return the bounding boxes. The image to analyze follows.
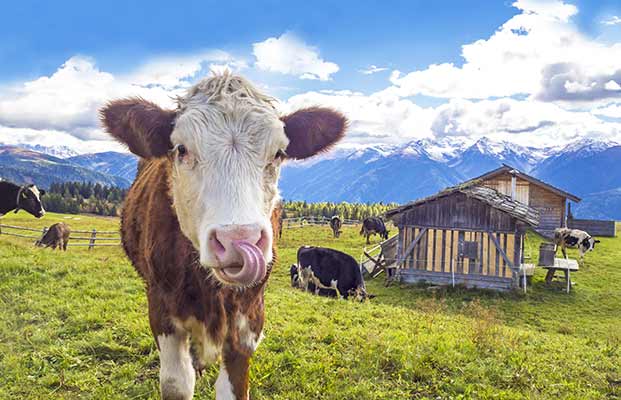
[460,240,479,259]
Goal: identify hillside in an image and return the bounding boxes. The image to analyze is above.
[0,146,131,188]
[0,212,619,399]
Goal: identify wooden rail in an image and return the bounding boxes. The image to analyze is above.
[281,217,360,229]
[0,224,121,249]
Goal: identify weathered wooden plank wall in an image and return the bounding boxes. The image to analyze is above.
[399,226,518,279]
[568,218,616,237]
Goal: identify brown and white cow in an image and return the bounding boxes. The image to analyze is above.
[100,73,346,400]
[35,222,70,251]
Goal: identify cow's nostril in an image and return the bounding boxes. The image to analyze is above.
[255,229,268,251]
[210,232,226,256]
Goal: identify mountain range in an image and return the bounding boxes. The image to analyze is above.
[1,137,619,219]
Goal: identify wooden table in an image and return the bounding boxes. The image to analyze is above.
[542,258,579,293]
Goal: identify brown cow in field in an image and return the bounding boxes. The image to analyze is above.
[100,73,346,400]
[35,222,70,250]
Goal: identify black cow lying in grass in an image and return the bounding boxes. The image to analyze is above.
[0,181,45,218]
[292,246,371,301]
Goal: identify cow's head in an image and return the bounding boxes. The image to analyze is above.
[101,73,346,287]
[581,236,600,253]
[290,264,300,288]
[382,229,390,240]
[348,285,374,302]
[15,184,45,218]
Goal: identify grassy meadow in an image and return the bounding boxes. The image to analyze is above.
[0,212,620,399]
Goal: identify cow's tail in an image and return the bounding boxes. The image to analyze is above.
[359,225,364,235]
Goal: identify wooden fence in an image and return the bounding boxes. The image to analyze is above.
[281,217,360,229]
[567,218,616,237]
[0,224,121,249]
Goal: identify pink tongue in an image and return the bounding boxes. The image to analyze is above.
[220,240,266,285]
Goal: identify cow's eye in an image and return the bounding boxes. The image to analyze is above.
[274,149,287,161]
[177,144,187,157]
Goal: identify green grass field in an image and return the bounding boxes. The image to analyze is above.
[0,212,619,399]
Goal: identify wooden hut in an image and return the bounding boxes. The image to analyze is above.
[461,164,581,238]
[385,185,540,291]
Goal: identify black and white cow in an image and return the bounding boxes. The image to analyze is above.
[553,228,600,261]
[360,216,389,244]
[0,181,45,218]
[290,263,337,298]
[329,215,342,238]
[296,246,369,300]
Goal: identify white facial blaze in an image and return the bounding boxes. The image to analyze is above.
[29,186,45,214]
[169,74,288,269]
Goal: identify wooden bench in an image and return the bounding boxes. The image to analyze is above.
[542,258,579,293]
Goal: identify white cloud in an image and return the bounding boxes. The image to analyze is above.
[359,65,388,75]
[283,89,434,146]
[388,0,621,102]
[593,103,621,118]
[605,80,621,91]
[253,32,339,81]
[0,51,246,152]
[601,16,621,26]
[0,125,125,153]
[428,97,621,147]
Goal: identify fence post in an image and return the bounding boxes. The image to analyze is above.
[89,229,97,250]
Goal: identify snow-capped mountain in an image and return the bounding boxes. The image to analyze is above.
[5,143,80,159]
[1,136,619,218]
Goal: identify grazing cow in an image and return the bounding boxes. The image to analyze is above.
[0,181,45,218]
[36,222,70,251]
[329,215,342,238]
[100,73,346,400]
[360,216,389,244]
[554,228,600,261]
[296,246,369,301]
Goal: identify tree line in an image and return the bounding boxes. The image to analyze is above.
[281,201,398,221]
[40,181,398,220]
[42,182,127,216]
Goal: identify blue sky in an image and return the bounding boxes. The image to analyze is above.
[0,0,620,153]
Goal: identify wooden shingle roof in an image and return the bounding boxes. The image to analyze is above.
[463,164,581,202]
[386,185,540,226]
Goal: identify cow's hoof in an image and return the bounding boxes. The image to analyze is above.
[161,378,194,400]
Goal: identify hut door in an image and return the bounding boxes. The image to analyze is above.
[458,232,479,273]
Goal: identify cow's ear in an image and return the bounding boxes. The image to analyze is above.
[100,98,176,158]
[281,107,347,160]
[39,189,46,196]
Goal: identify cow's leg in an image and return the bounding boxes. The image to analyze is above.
[158,331,195,400]
[366,234,370,244]
[149,297,195,400]
[63,240,68,251]
[330,280,342,299]
[217,348,250,400]
[561,245,568,259]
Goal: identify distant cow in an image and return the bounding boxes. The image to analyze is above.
[360,217,389,244]
[296,246,369,301]
[0,181,45,218]
[329,216,342,238]
[36,222,70,251]
[554,228,600,261]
